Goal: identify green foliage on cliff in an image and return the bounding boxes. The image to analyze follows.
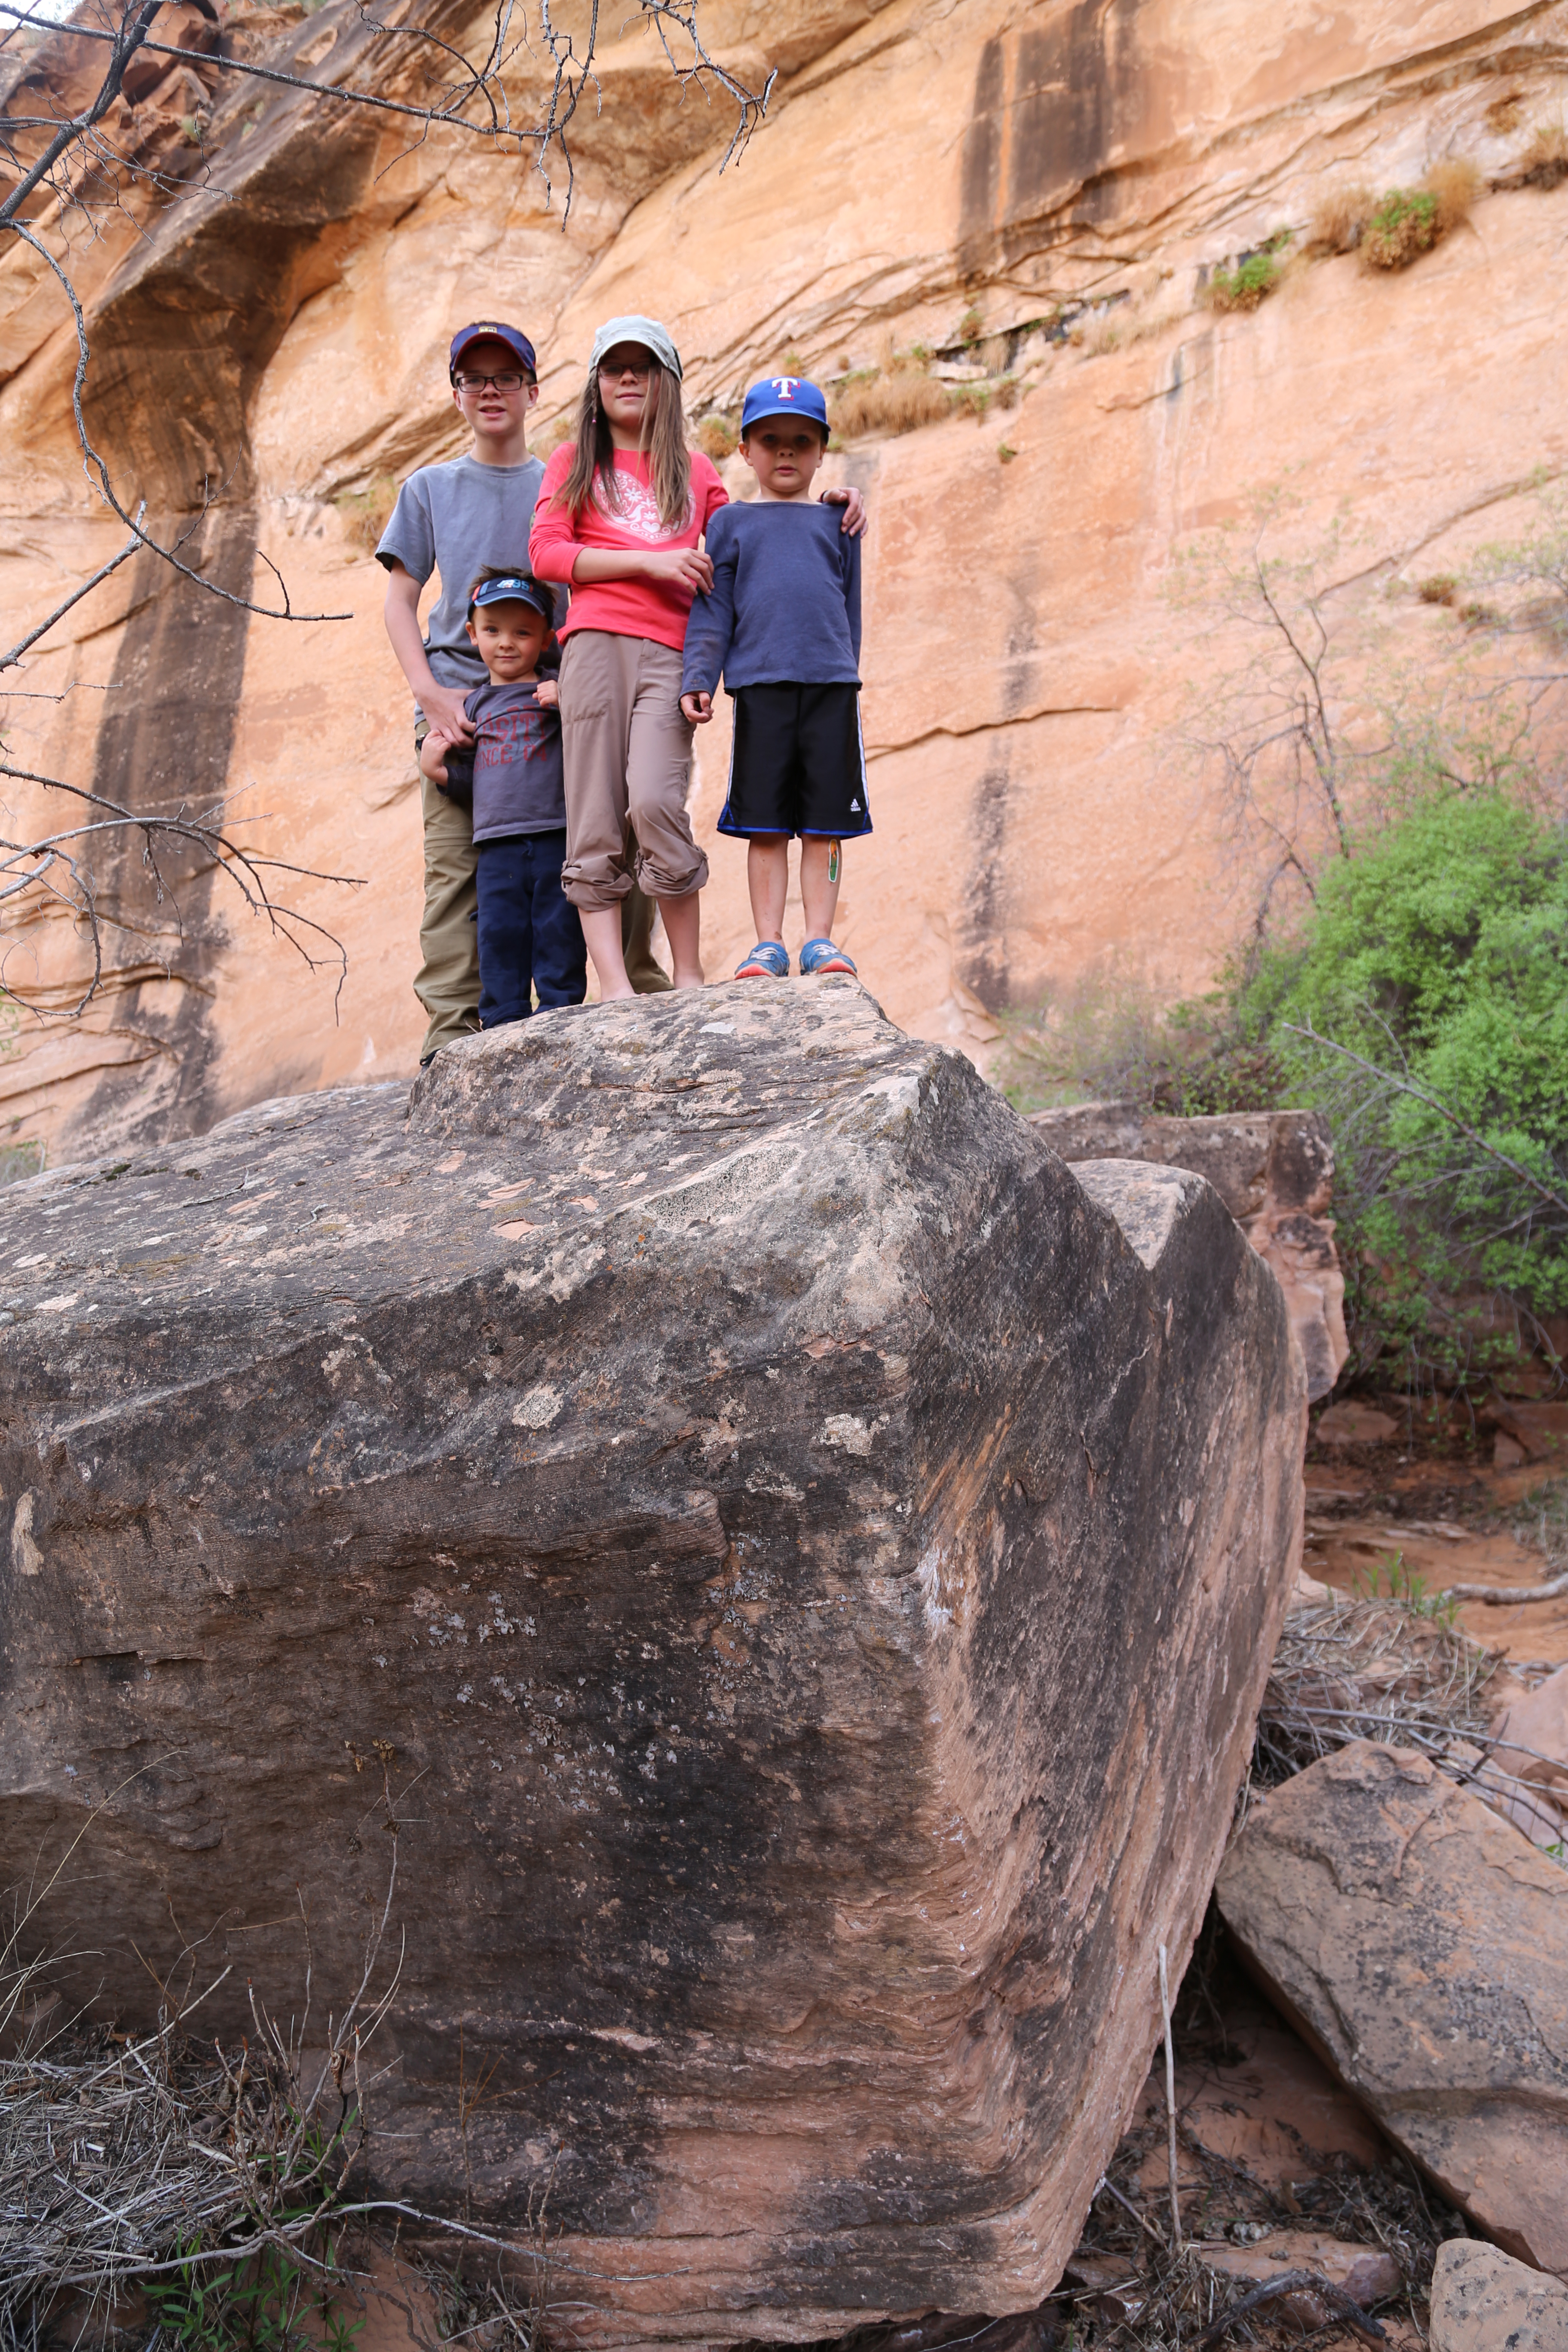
[1250,790,1568,1380]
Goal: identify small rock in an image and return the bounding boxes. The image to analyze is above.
[1343,2250,1404,2308]
[1428,2240,1568,2350]
[1494,1430,1527,1469]
[1060,2251,1145,2328]
[1315,1401,1399,1446]
[1196,2232,1400,2304]
[1273,2288,1332,2338]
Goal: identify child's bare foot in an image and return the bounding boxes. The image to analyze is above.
[670,964,706,990]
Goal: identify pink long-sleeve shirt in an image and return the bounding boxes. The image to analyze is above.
[529,445,729,654]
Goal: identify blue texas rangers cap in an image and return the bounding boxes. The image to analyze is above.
[741,374,830,433]
[470,573,553,618]
[449,322,538,379]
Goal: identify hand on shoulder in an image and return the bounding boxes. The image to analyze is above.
[821,484,868,536]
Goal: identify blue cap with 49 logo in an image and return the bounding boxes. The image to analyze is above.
[741,375,830,434]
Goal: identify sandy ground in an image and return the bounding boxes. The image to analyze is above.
[1303,1410,1568,1673]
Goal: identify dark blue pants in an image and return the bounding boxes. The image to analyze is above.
[476,829,587,1027]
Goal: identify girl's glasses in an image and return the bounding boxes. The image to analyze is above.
[453,371,527,393]
[599,359,652,381]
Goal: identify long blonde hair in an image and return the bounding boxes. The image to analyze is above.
[558,358,691,531]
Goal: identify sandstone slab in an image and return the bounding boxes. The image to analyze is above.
[1027,1108,1345,1401]
[1217,1741,1568,2277]
[1429,2241,1568,2351]
[0,982,1302,2343]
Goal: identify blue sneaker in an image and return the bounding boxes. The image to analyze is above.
[799,938,857,976]
[735,941,790,979]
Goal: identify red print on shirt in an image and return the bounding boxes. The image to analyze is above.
[478,705,552,765]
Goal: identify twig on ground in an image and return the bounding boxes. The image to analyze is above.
[1191,2267,1385,2347]
[1157,1944,1182,2253]
[1443,1570,1568,1602]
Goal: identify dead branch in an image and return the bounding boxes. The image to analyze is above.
[1192,2269,1385,2347]
[1442,1570,1568,1603]
[1282,1020,1568,1221]
[1,763,366,1020]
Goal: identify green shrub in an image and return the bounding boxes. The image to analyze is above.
[1250,790,1568,1378]
[1362,187,1440,269]
[1207,252,1280,312]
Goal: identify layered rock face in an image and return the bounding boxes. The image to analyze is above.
[1,983,1303,2345]
[3,0,1568,1157]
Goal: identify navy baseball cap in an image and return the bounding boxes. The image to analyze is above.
[450,322,538,379]
[741,374,829,434]
[470,573,553,619]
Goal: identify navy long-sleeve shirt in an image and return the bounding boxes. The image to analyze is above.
[681,500,861,697]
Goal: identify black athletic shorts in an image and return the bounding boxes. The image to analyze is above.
[717,682,872,841]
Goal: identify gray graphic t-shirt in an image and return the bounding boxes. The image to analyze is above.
[375,452,557,708]
[445,680,566,845]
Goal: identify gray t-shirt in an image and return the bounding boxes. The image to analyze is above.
[375,452,557,706]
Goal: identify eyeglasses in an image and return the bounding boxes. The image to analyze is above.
[599,358,652,381]
[453,371,528,393]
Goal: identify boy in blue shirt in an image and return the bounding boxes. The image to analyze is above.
[680,377,868,980]
[419,573,585,1026]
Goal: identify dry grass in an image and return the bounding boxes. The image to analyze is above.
[1252,1589,1501,1790]
[1304,181,1371,256]
[830,350,952,441]
[1417,573,1459,605]
[694,414,738,462]
[0,1868,401,2350]
[1521,118,1568,189]
[1425,156,1481,231]
[334,476,398,555]
[949,376,1019,420]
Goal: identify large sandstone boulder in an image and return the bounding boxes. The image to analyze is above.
[1217,1740,1568,2278]
[1,980,1302,2346]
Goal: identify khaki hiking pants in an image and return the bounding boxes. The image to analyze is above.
[558,632,709,912]
[413,723,667,1063]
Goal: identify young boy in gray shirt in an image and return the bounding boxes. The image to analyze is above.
[418,573,585,1026]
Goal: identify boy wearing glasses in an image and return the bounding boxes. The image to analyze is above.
[377,324,664,1065]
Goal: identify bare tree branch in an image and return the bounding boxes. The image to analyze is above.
[1283,1019,1568,1220]
[1,505,146,673]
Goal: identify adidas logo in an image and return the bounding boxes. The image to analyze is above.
[850,798,861,810]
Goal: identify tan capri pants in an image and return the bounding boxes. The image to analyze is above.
[558,631,709,912]
[414,730,482,1062]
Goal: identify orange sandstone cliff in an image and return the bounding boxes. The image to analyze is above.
[2,0,1565,1161]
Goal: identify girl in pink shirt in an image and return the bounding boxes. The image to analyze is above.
[531,315,866,1001]
[530,319,723,998]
